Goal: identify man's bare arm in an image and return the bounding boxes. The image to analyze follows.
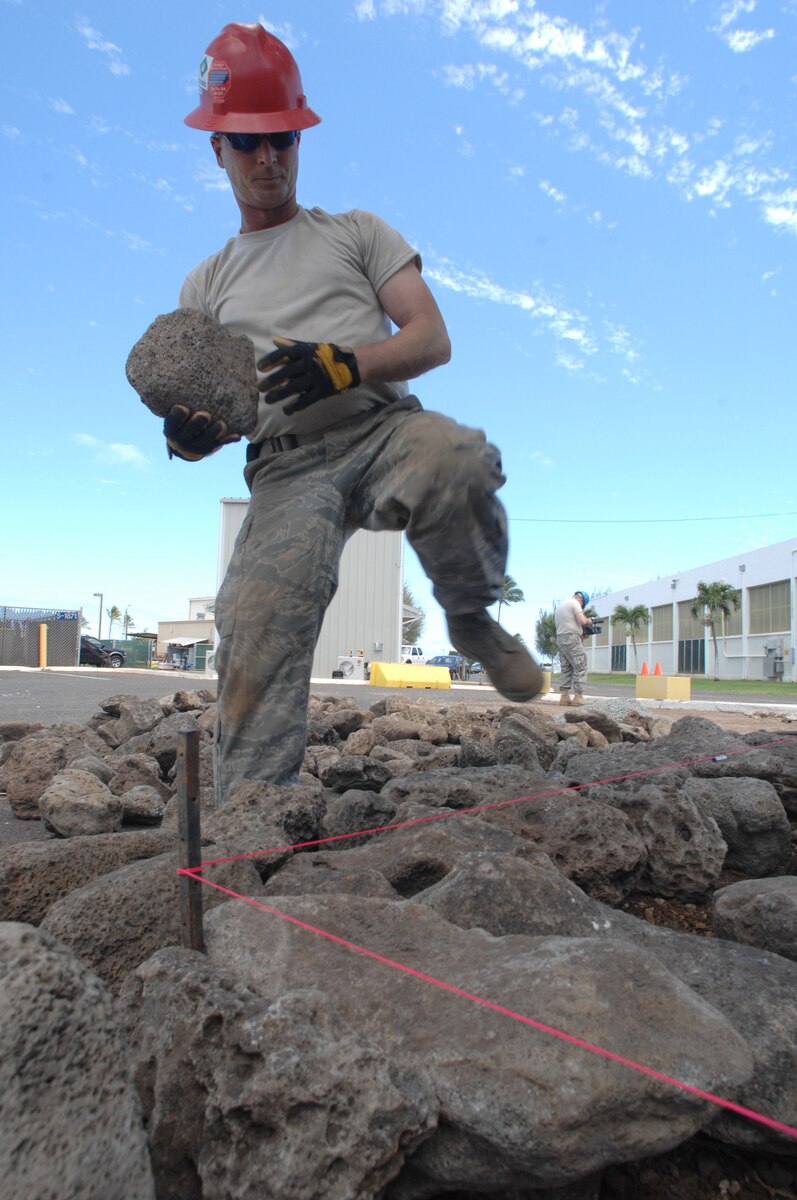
[355,261,451,384]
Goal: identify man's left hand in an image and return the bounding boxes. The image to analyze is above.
[257,337,360,415]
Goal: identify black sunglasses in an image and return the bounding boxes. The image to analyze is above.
[217,130,298,153]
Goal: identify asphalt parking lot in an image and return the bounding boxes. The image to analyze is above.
[1,665,794,727]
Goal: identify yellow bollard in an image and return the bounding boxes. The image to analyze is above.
[39,623,48,668]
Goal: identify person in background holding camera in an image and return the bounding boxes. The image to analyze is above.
[554,590,593,707]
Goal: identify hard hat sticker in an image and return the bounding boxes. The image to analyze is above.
[198,55,211,91]
[208,58,231,101]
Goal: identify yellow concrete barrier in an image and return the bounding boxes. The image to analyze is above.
[635,675,692,701]
[369,662,451,689]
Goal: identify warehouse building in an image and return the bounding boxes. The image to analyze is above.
[217,498,403,679]
[586,536,797,682]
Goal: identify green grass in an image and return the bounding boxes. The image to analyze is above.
[581,672,797,698]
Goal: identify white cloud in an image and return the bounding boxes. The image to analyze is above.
[73,434,149,469]
[539,179,566,202]
[75,17,131,76]
[258,16,301,50]
[364,0,792,237]
[2,125,22,141]
[712,0,775,51]
[49,98,74,115]
[723,27,775,51]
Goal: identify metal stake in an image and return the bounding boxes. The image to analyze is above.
[176,727,205,952]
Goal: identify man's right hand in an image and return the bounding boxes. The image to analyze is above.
[163,405,241,462]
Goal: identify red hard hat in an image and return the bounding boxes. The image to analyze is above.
[184,23,321,133]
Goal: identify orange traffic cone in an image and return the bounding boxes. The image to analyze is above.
[640,662,649,676]
[653,662,663,676]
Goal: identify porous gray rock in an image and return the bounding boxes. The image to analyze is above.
[712,876,797,962]
[480,791,648,904]
[107,752,172,801]
[40,849,265,992]
[605,781,728,900]
[204,778,328,864]
[0,922,155,1200]
[204,894,753,1194]
[94,696,168,747]
[319,754,392,792]
[305,805,559,899]
[3,724,110,818]
[125,307,259,435]
[0,828,174,925]
[39,768,124,837]
[120,710,202,776]
[320,788,398,846]
[120,783,167,824]
[415,853,797,1153]
[119,947,435,1200]
[382,764,549,811]
[262,853,400,899]
[682,776,792,876]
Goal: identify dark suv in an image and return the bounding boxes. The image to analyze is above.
[79,635,126,669]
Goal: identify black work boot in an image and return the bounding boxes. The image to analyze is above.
[446,611,543,703]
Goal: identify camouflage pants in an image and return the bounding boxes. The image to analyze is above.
[213,397,508,801]
[557,632,588,695]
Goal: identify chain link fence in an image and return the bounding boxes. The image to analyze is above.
[0,607,81,667]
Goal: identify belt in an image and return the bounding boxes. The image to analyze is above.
[246,429,327,462]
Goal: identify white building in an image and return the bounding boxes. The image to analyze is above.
[585,536,797,682]
[217,498,403,678]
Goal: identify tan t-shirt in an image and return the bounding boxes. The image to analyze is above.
[179,206,421,439]
[555,596,585,638]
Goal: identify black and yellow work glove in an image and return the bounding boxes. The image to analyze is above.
[257,337,360,416]
[163,405,241,462]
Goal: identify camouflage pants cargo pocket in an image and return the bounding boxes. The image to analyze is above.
[557,632,588,694]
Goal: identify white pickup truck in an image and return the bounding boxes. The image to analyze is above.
[401,644,427,665]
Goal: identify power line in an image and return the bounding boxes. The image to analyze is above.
[509,510,797,525]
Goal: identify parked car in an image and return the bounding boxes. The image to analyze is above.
[427,653,467,681]
[468,661,483,676]
[79,635,126,669]
[400,644,426,665]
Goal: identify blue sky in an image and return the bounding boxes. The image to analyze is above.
[2,0,795,655]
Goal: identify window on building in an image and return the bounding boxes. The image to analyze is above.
[650,604,673,642]
[749,580,790,634]
[724,590,742,636]
[678,600,704,641]
[593,616,609,646]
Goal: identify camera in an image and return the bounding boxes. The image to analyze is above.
[583,621,602,636]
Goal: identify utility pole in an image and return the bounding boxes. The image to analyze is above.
[93,592,103,639]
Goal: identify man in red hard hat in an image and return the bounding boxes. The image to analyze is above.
[168,23,542,801]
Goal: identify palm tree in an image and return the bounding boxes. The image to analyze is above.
[610,604,650,673]
[496,574,524,624]
[106,605,122,641]
[690,581,741,680]
[535,608,558,663]
[402,584,425,645]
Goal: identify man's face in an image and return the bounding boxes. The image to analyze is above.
[211,132,300,225]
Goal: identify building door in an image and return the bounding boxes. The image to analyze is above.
[678,639,705,674]
[611,644,627,672]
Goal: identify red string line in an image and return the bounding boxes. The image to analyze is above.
[195,736,795,871]
[179,871,797,1143]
